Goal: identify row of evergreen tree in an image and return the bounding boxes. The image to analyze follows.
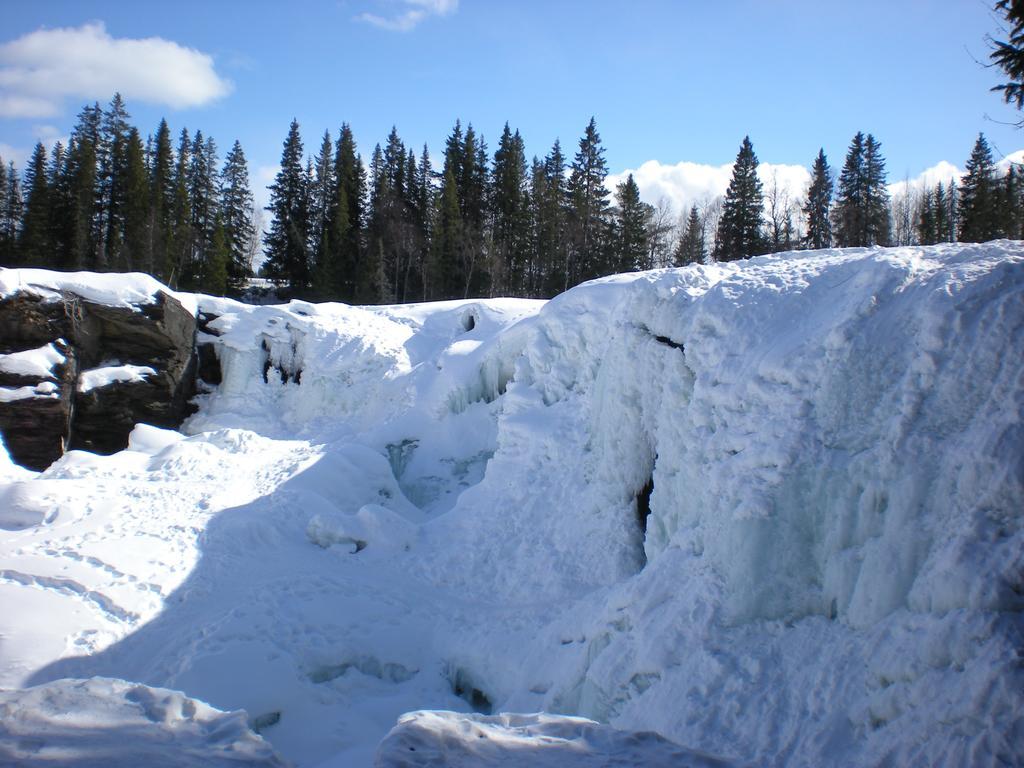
[262,117,664,302]
[0,94,257,295]
[1,97,1021,301]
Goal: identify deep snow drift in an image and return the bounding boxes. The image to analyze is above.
[0,242,1021,766]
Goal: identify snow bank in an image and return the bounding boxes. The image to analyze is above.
[0,343,65,379]
[0,243,1020,767]
[0,268,197,315]
[375,710,732,767]
[78,364,157,393]
[0,677,287,766]
[0,381,58,402]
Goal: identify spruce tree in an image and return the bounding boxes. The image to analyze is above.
[612,173,649,273]
[203,215,230,296]
[310,130,336,294]
[958,133,1002,242]
[540,139,569,295]
[97,93,131,270]
[264,119,311,291]
[167,128,193,285]
[492,123,530,294]
[916,187,938,245]
[460,124,489,296]
[220,140,256,294]
[675,204,705,266]
[567,118,611,283]
[834,132,889,247]
[430,162,464,300]
[863,134,891,246]
[1002,163,1024,239]
[991,0,1024,111]
[149,119,174,280]
[713,136,765,261]
[803,149,833,249]
[330,124,366,302]
[0,160,10,265]
[121,128,149,272]
[1,161,22,266]
[18,143,52,267]
[934,182,951,243]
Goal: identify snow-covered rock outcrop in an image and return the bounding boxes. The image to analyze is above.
[0,270,197,468]
[0,677,288,766]
[0,242,1020,766]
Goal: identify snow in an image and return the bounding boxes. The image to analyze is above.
[0,342,65,379]
[374,711,733,767]
[0,380,59,402]
[0,267,197,315]
[78,363,157,392]
[0,242,1021,766]
[0,677,287,766]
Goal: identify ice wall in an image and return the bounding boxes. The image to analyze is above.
[414,243,1023,765]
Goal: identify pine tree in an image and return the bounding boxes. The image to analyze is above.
[166,128,193,285]
[863,134,891,246]
[540,139,569,295]
[429,162,464,300]
[18,143,52,267]
[916,187,938,245]
[991,0,1024,111]
[330,124,366,302]
[612,173,649,273]
[203,215,230,296]
[834,132,889,247]
[934,182,951,243]
[149,119,174,280]
[675,204,705,266]
[120,128,150,272]
[264,119,311,291]
[0,160,8,264]
[0,161,22,266]
[567,118,611,283]
[492,123,530,294]
[714,136,765,261]
[96,93,131,270]
[803,149,833,249]
[220,140,256,294]
[310,130,336,295]
[460,124,489,296]
[184,131,220,288]
[1002,163,1024,239]
[959,133,1002,242]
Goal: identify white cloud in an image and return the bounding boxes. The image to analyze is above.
[0,142,28,168]
[0,22,232,119]
[357,0,458,32]
[607,159,811,217]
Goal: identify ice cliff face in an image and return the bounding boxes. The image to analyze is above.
[1,242,1020,766]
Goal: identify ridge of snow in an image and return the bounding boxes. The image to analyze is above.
[0,267,197,315]
[0,342,65,380]
[78,363,157,393]
[0,242,1020,766]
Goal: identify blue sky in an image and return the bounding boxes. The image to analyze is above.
[0,0,1020,212]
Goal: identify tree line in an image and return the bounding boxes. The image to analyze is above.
[0,94,258,295]
[1,97,1021,302]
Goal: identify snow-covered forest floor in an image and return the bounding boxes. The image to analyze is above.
[1,242,1022,766]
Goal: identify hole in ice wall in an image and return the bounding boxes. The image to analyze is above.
[447,666,493,714]
[386,439,419,480]
[462,312,476,332]
[634,474,654,569]
[249,711,281,733]
[636,476,654,535]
